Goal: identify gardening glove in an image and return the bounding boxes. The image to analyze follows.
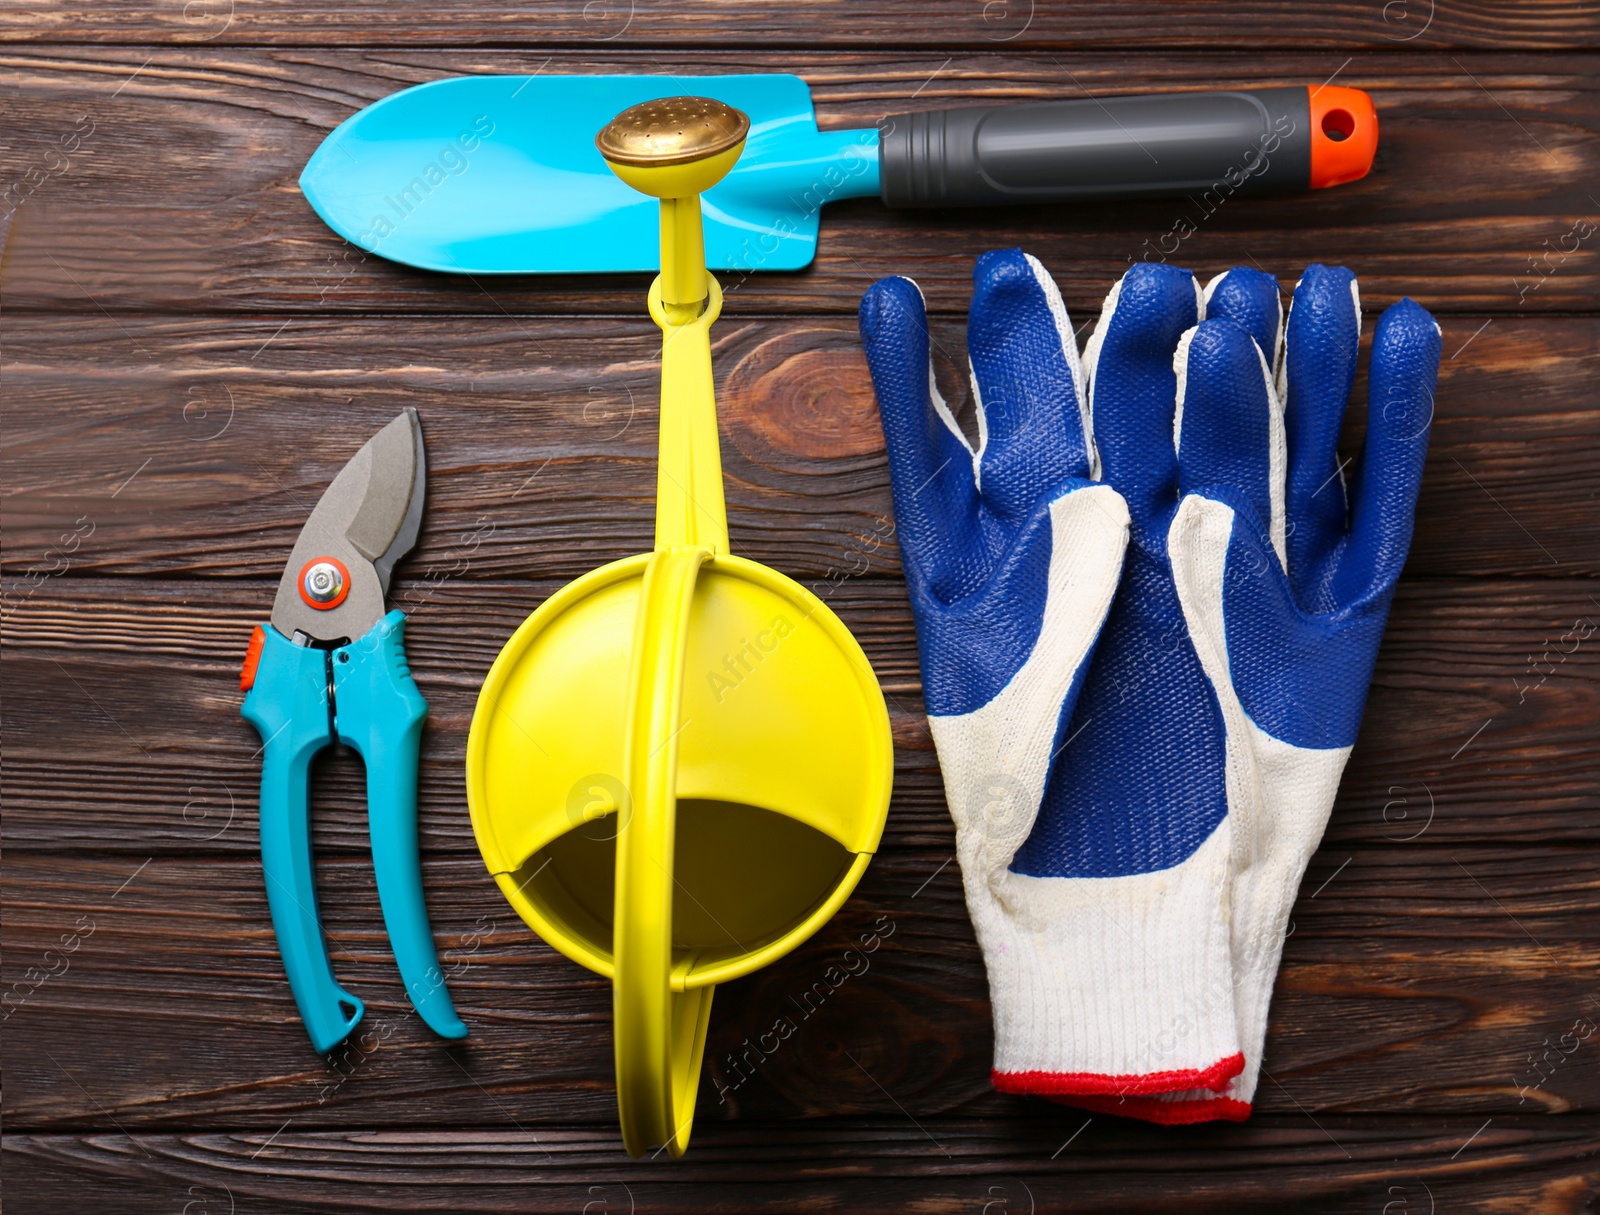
[861,252,1441,1120]
[1070,263,1441,1123]
[860,250,1242,1102]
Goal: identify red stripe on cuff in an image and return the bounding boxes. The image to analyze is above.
[1047,1090,1253,1125]
[991,1051,1244,1098]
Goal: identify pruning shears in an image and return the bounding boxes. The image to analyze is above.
[239,408,466,1052]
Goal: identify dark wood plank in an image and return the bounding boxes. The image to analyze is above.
[4,314,1595,582]
[3,576,1597,852]
[2,51,1596,315]
[3,847,1598,1129]
[3,4,1598,1207]
[5,1116,1600,1215]
[2,1,1595,50]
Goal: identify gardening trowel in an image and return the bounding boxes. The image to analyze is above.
[299,73,1377,276]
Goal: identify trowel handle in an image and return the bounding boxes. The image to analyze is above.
[615,546,716,1158]
[876,85,1377,207]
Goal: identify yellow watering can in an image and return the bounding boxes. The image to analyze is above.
[466,96,893,1158]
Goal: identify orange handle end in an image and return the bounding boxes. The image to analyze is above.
[240,624,266,691]
[1308,86,1378,189]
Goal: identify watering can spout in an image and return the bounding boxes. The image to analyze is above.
[598,96,752,556]
[597,94,750,310]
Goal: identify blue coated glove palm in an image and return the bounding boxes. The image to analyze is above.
[860,250,1440,1120]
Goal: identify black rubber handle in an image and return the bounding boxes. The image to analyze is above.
[878,87,1312,208]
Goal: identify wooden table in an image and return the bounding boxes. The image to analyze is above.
[4,4,1597,1211]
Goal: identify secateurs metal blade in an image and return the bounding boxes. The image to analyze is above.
[239,408,466,1052]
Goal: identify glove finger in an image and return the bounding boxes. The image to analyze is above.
[965,249,1094,518]
[1176,318,1283,565]
[1202,267,1283,373]
[1341,297,1440,602]
[1083,262,1202,524]
[1282,264,1361,587]
[860,275,981,594]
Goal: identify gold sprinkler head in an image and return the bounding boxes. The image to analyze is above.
[597,96,750,199]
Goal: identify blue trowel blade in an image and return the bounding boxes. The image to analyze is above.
[300,74,880,276]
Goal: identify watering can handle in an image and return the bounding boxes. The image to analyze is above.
[614,544,716,1158]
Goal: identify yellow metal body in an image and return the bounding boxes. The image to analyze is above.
[466,100,893,1160]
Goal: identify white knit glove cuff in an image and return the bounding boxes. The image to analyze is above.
[958,821,1243,1097]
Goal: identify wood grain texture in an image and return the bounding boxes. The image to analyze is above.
[5,1117,1600,1215]
[3,8,1597,1211]
[4,848,1598,1129]
[2,51,1597,315]
[4,315,1595,581]
[3,0,1596,50]
[2,577,1596,852]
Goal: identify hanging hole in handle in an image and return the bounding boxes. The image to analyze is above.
[338,998,360,1021]
[1321,109,1356,142]
[1308,87,1377,188]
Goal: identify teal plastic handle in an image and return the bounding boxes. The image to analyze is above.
[334,611,468,1041]
[242,625,366,1053]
